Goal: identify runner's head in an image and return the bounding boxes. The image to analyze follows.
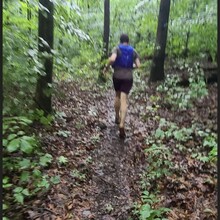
[120,34,129,44]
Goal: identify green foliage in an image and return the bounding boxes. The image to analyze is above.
[3,1,216,219]
[154,118,193,142]
[153,117,217,163]
[39,153,53,166]
[70,169,86,182]
[50,175,61,185]
[57,156,68,165]
[133,190,170,220]
[3,116,59,218]
[3,1,39,116]
[144,143,173,184]
[90,134,101,144]
[57,130,71,137]
[136,112,216,219]
[3,0,217,117]
[133,118,173,219]
[30,109,54,126]
[13,187,30,204]
[132,70,148,95]
[157,63,208,110]
[193,130,217,163]
[3,117,36,153]
[169,0,217,60]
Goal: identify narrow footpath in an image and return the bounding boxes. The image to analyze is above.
[21,78,217,220]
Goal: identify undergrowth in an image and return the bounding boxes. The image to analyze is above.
[132,63,216,219]
[2,115,60,220]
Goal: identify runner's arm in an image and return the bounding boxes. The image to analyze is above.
[134,57,141,68]
[108,52,117,65]
[103,52,117,73]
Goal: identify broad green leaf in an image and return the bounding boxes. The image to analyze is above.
[155,128,165,139]
[3,177,10,184]
[40,116,51,125]
[57,156,68,164]
[173,132,183,140]
[20,139,33,154]
[7,138,20,152]
[33,169,42,177]
[7,133,17,141]
[3,139,8,147]
[37,178,50,189]
[19,117,32,124]
[3,183,13,188]
[40,153,53,166]
[22,135,36,141]
[140,204,152,219]
[3,124,9,134]
[159,118,166,126]
[10,126,19,131]
[50,175,61,184]
[17,131,25,136]
[19,159,31,169]
[209,147,217,157]
[199,156,209,163]
[14,193,24,204]
[3,203,8,210]
[22,188,30,196]
[20,171,30,183]
[13,187,23,193]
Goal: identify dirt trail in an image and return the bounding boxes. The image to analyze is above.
[19,79,217,220]
[22,82,147,220]
[86,91,145,219]
[70,88,147,220]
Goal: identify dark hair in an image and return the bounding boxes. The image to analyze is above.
[120,34,129,43]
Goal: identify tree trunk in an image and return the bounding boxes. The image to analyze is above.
[182,1,196,58]
[149,0,170,82]
[103,0,110,58]
[35,0,54,114]
[98,0,110,82]
[182,31,190,58]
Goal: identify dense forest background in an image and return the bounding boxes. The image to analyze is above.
[3,0,217,115]
[3,0,217,219]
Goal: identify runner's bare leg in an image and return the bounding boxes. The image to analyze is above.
[114,91,121,123]
[119,92,128,129]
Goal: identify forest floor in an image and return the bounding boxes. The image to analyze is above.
[19,71,217,220]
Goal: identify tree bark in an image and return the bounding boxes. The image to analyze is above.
[99,0,110,82]
[182,1,196,58]
[103,0,110,58]
[35,0,54,114]
[149,0,170,82]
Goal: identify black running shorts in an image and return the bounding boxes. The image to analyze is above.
[113,77,133,94]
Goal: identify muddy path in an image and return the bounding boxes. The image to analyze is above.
[68,87,148,220]
[18,78,217,220]
[86,91,146,219]
[21,81,148,220]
